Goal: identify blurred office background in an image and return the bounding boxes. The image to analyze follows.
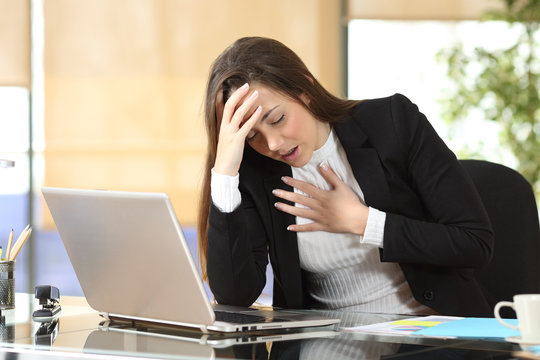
[0,0,537,303]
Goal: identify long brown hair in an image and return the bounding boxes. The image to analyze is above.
[198,37,360,280]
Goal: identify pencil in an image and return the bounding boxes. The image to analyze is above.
[9,226,31,261]
[5,229,13,261]
[14,225,29,246]
[9,225,29,260]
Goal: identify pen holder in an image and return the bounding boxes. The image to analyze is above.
[0,316,14,342]
[0,261,15,311]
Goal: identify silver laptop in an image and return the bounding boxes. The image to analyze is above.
[42,187,340,333]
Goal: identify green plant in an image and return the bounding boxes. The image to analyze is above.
[438,0,540,199]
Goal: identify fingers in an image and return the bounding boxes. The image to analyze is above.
[280,163,342,195]
[272,188,318,210]
[273,164,363,234]
[231,90,260,128]
[273,201,320,222]
[222,84,260,131]
[318,162,342,188]
[287,222,324,232]
[221,83,249,126]
[237,105,262,138]
[273,177,324,225]
[213,82,265,176]
[272,199,331,233]
[281,176,322,198]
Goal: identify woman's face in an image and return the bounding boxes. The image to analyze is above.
[239,84,330,168]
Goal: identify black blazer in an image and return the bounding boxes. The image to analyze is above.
[207,94,494,317]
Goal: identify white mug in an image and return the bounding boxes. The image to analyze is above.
[494,294,540,341]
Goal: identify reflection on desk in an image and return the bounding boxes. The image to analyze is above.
[82,323,523,360]
[0,316,14,343]
[34,319,59,346]
[0,294,525,360]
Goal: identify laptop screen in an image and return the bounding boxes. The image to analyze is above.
[42,187,215,326]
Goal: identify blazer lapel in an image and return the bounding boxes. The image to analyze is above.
[263,172,304,308]
[334,119,393,210]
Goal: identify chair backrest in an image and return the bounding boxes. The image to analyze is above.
[460,159,540,317]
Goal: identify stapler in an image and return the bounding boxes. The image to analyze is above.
[32,285,62,322]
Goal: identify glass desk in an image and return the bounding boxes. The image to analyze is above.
[0,293,527,359]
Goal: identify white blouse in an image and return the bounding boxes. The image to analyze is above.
[211,129,432,315]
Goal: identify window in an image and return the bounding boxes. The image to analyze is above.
[348,19,518,167]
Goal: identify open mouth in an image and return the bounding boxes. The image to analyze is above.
[284,147,295,156]
[280,146,298,161]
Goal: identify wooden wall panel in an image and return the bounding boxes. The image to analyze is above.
[42,0,342,227]
[0,0,30,86]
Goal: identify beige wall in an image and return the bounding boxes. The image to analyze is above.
[41,0,502,228]
[42,0,342,227]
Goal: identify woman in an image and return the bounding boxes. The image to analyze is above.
[198,36,494,317]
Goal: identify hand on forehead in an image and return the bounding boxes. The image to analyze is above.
[236,85,275,125]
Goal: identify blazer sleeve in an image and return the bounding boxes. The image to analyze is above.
[380,94,494,269]
[207,192,269,306]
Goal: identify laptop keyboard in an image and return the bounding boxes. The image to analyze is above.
[214,311,291,324]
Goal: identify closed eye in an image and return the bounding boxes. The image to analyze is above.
[247,115,285,142]
[271,114,285,125]
[246,131,257,142]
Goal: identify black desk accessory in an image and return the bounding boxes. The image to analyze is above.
[32,285,62,322]
[35,319,59,346]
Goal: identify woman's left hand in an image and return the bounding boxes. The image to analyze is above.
[272,162,369,235]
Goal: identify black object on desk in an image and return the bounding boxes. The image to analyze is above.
[32,285,62,322]
[35,319,60,346]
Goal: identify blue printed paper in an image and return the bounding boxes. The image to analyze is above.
[415,318,520,339]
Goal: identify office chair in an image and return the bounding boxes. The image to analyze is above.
[460,159,540,318]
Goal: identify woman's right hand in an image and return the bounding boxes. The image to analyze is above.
[213,83,263,176]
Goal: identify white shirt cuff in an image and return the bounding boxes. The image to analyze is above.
[210,168,242,213]
[360,207,386,247]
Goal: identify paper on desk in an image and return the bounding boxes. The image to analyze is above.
[342,315,463,336]
[415,318,520,339]
[513,344,540,360]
